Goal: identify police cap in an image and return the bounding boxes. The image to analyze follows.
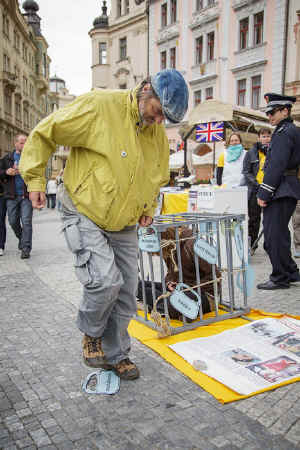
[263,92,296,113]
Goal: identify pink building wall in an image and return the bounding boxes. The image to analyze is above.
[149,0,287,150]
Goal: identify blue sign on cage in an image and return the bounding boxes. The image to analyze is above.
[194,237,218,264]
[169,283,202,320]
[138,226,160,253]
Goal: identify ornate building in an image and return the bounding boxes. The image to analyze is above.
[47,75,76,177]
[0,0,51,157]
[285,2,300,121]
[89,0,148,90]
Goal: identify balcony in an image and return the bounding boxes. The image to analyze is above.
[156,23,180,45]
[36,75,48,93]
[190,3,220,30]
[0,71,17,92]
[232,0,256,11]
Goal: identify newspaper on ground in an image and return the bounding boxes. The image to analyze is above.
[169,317,300,395]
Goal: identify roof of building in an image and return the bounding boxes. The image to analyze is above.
[93,1,109,29]
[22,0,39,12]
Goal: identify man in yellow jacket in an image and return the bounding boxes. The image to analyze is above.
[19,69,189,380]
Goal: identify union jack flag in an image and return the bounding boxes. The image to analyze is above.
[195,121,224,143]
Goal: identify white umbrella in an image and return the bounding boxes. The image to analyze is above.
[169,151,203,170]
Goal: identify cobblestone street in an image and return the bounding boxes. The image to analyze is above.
[1,208,300,449]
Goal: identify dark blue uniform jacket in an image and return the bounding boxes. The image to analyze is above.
[257,118,300,202]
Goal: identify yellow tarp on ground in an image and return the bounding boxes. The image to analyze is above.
[128,309,300,403]
[161,192,188,215]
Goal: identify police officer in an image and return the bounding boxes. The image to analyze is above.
[257,93,300,290]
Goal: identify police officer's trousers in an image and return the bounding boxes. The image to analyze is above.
[263,197,299,285]
[62,206,138,365]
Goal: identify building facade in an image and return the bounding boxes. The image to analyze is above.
[0,0,51,157]
[89,0,148,90]
[285,1,300,120]
[47,75,76,177]
[148,0,291,150]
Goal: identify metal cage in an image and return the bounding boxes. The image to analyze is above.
[136,212,251,337]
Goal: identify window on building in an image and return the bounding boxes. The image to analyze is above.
[171,0,177,23]
[125,0,129,14]
[99,42,107,64]
[160,50,167,70]
[119,37,127,60]
[23,106,29,128]
[117,0,122,17]
[15,99,21,122]
[14,65,20,81]
[206,87,213,100]
[195,36,203,65]
[207,0,215,6]
[4,91,12,114]
[207,31,215,61]
[237,79,246,106]
[119,83,127,89]
[3,14,9,38]
[3,54,10,72]
[170,47,176,69]
[239,17,249,50]
[251,75,261,109]
[14,30,20,51]
[196,0,204,10]
[161,3,167,28]
[43,53,47,78]
[254,11,264,46]
[23,76,28,95]
[29,83,35,100]
[194,90,201,106]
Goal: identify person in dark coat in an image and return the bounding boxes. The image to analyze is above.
[242,128,271,252]
[257,93,300,290]
[0,180,7,256]
[0,134,33,259]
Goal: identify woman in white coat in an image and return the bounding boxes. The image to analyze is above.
[46,177,57,209]
[216,133,246,187]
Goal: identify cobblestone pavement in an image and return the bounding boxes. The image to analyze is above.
[1,208,300,449]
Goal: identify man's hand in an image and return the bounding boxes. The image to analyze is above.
[6,168,17,176]
[257,198,267,207]
[138,215,153,227]
[29,192,46,209]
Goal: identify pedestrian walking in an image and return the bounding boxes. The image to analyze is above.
[242,128,271,252]
[46,177,57,209]
[257,93,300,290]
[19,69,189,380]
[216,133,246,187]
[292,200,300,258]
[55,169,64,212]
[0,134,33,259]
[0,180,7,256]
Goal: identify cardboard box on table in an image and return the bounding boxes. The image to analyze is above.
[188,186,248,267]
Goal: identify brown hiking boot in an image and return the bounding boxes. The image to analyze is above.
[82,334,110,368]
[111,358,140,380]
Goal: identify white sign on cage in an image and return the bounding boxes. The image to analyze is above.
[188,186,248,267]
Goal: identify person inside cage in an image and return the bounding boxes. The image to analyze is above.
[137,226,221,321]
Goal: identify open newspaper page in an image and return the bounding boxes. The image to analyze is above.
[169,317,300,395]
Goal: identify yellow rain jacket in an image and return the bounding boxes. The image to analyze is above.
[19,88,170,231]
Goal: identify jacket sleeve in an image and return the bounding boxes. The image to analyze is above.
[144,130,170,218]
[257,129,293,202]
[19,93,98,192]
[242,150,259,189]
